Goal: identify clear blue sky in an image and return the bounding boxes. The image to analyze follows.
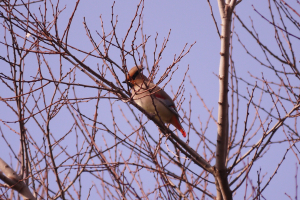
[0,0,298,199]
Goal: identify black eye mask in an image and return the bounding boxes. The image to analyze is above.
[131,70,139,80]
[123,69,142,88]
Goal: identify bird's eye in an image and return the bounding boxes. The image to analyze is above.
[131,70,139,80]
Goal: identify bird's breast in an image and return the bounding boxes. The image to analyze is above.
[131,88,173,123]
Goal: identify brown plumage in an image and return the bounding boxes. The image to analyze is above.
[124,66,186,137]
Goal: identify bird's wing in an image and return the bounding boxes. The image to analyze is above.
[153,88,182,119]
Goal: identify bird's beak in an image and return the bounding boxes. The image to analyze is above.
[122,80,127,84]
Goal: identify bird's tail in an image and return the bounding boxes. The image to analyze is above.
[171,116,186,137]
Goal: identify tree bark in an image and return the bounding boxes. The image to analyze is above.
[215,0,237,199]
[0,158,36,200]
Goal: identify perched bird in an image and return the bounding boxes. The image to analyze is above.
[124,66,186,137]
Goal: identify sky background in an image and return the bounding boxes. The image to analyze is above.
[0,0,299,199]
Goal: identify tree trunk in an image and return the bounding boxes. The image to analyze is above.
[215,0,237,199]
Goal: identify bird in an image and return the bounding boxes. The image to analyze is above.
[123,65,186,137]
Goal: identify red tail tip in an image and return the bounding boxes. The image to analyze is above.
[180,129,186,137]
[171,116,186,137]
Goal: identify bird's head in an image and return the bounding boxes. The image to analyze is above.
[123,65,148,87]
